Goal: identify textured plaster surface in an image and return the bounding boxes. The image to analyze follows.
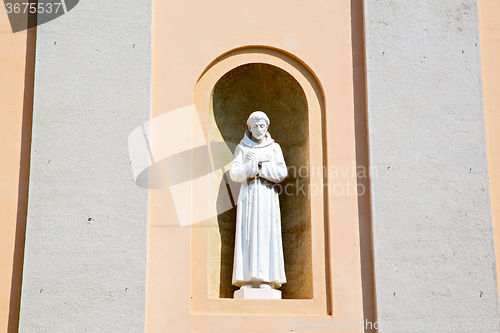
[364,1,500,331]
[18,1,151,332]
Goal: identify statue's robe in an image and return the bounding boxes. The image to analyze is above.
[229,131,287,288]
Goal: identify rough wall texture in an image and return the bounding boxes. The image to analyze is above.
[18,1,151,332]
[364,0,500,332]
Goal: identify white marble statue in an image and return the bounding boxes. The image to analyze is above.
[230,111,287,292]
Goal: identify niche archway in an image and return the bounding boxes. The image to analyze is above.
[191,47,328,315]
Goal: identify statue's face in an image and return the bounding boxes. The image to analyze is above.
[249,119,268,141]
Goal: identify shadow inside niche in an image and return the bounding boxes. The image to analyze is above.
[212,63,312,299]
[216,172,238,298]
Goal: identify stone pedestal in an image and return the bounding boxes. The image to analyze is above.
[233,289,282,299]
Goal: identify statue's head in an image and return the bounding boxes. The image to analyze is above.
[247,111,270,141]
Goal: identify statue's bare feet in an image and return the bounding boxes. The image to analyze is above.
[260,284,272,289]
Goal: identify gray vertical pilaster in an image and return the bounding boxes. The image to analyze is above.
[364,1,500,332]
[19,1,151,332]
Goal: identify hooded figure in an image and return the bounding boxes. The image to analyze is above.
[230,111,287,290]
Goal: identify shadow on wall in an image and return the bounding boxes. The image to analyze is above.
[350,0,377,330]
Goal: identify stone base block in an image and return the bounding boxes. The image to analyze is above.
[234,288,282,299]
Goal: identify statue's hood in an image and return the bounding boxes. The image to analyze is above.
[240,130,275,148]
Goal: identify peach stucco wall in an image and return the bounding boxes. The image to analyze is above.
[146,0,371,332]
[0,10,34,333]
[2,0,500,331]
[478,0,500,299]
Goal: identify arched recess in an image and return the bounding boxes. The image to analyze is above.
[191,47,328,315]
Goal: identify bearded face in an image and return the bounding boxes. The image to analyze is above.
[249,119,268,142]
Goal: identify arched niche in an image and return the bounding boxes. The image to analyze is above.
[191,47,328,314]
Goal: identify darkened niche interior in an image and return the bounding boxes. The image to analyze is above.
[212,63,312,299]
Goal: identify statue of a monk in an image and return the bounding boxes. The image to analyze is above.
[230,111,287,291]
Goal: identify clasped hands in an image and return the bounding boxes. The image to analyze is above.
[246,152,272,179]
[246,152,272,165]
